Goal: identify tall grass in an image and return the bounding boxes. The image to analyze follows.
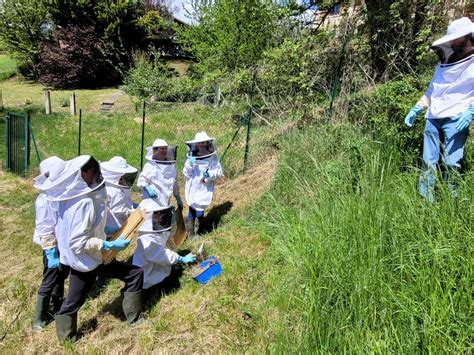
[258,125,472,352]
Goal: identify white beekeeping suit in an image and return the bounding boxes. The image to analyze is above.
[137,139,181,207]
[183,132,224,212]
[41,155,108,272]
[132,199,180,289]
[33,156,63,250]
[101,156,138,233]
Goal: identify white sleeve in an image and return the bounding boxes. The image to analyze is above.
[143,243,179,265]
[137,164,152,188]
[207,158,224,181]
[182,160,193,179]
[68,199,96,255]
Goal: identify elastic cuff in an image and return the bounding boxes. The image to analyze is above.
[40,235,57,250]
[84,238,103,252]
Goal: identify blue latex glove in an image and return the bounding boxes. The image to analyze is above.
[101,235,130,251]
[144,185,157,198]
[45,247,60,269]
[202,171,210,179]
[175,195,183,209]
[104,226,120,235]
[177,254,196,264]
[454,104,474,132]
[188,156,197,165]
[404,105,424,127]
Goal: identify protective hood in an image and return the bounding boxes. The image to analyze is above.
[185,131,216,159]
[138,199,173,233]
[431,17,474,64]
[101,156,138,188]
[145,145,177,163]
[41,155,105,201]
[33,156,64,189]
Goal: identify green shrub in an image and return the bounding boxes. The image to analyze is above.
[348,74,432,166]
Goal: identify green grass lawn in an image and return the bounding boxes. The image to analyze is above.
[0,54,16,81]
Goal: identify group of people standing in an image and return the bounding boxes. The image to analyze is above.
[31,132,223,343]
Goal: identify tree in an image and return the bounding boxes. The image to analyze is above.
[177,0,278,75]
[0,0,48,79]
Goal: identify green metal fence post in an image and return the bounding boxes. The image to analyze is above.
[25,114,30,175]
[78,109,82,156]
[140,101,146,170]
[4,113,9,170]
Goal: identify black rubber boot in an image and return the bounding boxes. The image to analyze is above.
[123,291,143,326]
[55,313,78,344]
[32,294,51,331]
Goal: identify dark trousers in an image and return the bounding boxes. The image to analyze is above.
[38,251,70,298]
[187,207,204,219]
[57,260,143,316]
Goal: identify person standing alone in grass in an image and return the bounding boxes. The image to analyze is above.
[183,132,224,238]
[32,156,71,331]
[41,155,144,343]
[404,17,474,202]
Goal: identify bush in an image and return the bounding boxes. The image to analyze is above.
[123,56,200,102]
[347,74,432,166]
[38,25,120,89]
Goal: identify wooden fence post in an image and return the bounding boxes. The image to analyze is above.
[0,90,3,111]
[70,92,76,115]
[44,90,51,114]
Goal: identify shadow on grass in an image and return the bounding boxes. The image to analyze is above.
[100,264,185,322]
[199,201,233,235]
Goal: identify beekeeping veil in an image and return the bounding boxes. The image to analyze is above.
[40,155,105,201]
[100,156,138,188]
[33,156,64,189]
[185,131,217,159]
[431,17,474,64]
[139,199,173,233]
[145,139,177,163]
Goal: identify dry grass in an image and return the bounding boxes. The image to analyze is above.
[0,152,278,352]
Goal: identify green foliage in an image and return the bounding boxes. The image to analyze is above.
[348,74,432,166]
[0,0,47,79]
[258,125,473,352]
[177,0,277,75]
[123,55,199,102]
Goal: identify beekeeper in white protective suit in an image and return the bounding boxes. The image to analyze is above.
[100,156,138,236]
[40,155,144,344]
[137,139,183,208]
[32,156,71,331]
[404,17,474,202]
[132,199,196,291]
[183,132,224,237]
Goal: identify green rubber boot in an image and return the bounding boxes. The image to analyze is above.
[32,294,51,331]
[123,291,143,326]
[55,313,78,344]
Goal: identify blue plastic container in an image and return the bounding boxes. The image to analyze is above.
[194,256,222,285]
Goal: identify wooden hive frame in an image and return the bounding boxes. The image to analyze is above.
[102,208,144,265]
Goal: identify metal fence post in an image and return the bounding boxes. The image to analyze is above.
[25,114,31,173]
[78,109,82,156]
[140,101,146,170]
